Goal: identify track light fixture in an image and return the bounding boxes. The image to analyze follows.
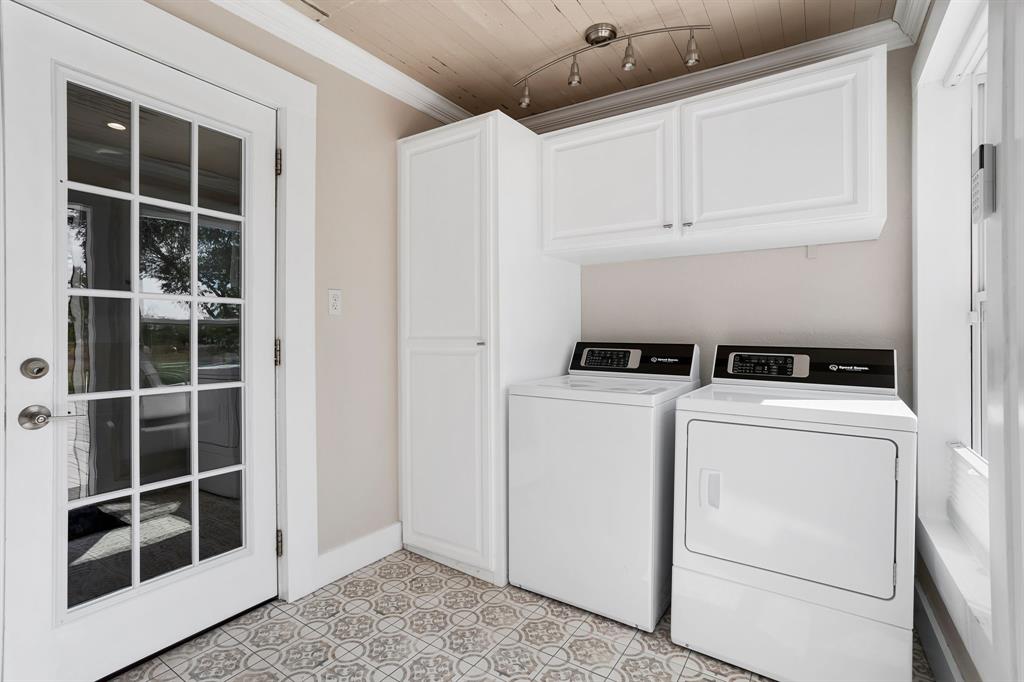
[568,56,582,87]
[622,38,636,72]
[513,22,710,109]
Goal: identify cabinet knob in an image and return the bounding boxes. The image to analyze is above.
[476,341,486,346]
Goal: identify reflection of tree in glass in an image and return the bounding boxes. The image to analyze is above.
[198,223,241,299]
[140,215,190,294]
[68,206,88,288]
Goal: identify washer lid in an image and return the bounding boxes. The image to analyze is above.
[509,375,698,407]
[676,384,917,432]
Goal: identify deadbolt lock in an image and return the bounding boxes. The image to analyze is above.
[20,357,49,379]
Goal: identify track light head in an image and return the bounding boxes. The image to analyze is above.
[685,30,701,67]
[622,39,636,71]
[568,56,582,86]
[519,80,531,108]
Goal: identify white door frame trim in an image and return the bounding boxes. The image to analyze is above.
[0,0,321,606]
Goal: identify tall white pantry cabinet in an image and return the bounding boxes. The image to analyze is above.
[398,112,580,585]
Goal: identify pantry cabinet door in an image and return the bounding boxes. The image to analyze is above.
[681,47,886,252]
[398,120,494,573]
[402,344,490,568]
[542,107,679,255]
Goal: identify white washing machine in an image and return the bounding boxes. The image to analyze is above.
[509,342,701,632]
[672,345,917,682]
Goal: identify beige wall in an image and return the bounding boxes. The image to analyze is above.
[581,46,917,404]
[148,0,441,552]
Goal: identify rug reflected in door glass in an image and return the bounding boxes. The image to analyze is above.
[67,497,132,608]
[140,483,192,582]
[199,471,242,561]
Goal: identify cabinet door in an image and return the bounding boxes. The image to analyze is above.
[681,47,885,250]
[542,107,678,253]
[402,344,490,568]
[402,125,487,341]
[399,120,494,572]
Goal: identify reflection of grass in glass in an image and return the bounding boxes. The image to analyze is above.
[199,307,240,372]
[141,320,190,387]
[152,356,189,384]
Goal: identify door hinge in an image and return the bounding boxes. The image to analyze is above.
[274,338,282,366]
[275,148,283,176]
[276,529,284,557]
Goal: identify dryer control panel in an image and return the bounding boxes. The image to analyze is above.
[713,345,897,393]
[568,342,699,382]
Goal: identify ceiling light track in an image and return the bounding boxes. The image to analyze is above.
[515,23,711,109]
[296,0,330,21]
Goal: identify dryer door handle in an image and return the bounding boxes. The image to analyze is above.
[700,469,721,509]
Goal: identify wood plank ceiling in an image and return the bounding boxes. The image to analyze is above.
[283,0,896,117]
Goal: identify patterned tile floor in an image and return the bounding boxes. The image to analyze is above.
[114,549,936,682]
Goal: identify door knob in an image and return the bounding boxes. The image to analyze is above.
[18,405,77,430]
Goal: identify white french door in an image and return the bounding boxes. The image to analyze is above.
[2,4,278,680]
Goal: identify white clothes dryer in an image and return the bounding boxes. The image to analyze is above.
[672,345,917,682]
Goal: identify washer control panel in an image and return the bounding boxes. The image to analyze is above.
[728,352,810,378]
[581,347,641,369]
[713,345,897,393]
[568,342,698,381]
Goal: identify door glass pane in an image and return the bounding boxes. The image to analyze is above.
[140,393,191,485]
[140,205,191,295]
[198,303,240,384]
[60,81,254,608]
[140,299,191,388]
[67,398,132,501]
[67,190,131,291]
[140,483,192,581]
[67,83,131,192]
[199,388,241,472]
[199,471,242,560]
[68,497,132,608]
[68,296,131,394]
[198,126,242,214]
[140,107,192,204]
[198,216,241,298]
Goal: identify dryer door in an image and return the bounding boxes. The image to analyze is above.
[684,420,898,599]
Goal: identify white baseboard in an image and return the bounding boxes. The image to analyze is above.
[915,580,965,682]
[313,522,403,589]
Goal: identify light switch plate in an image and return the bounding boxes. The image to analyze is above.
[328,289,342,316]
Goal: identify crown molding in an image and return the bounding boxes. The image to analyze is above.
[209,0,471,124]
[894,0,932,43]
[519,19,917,133]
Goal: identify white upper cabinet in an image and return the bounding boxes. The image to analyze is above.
[541,107,678,256]
[680,46,886,254]
[540,46,886,264]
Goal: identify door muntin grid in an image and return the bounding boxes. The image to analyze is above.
[59,73,253,612]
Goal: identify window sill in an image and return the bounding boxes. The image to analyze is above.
[917,514,994,675]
